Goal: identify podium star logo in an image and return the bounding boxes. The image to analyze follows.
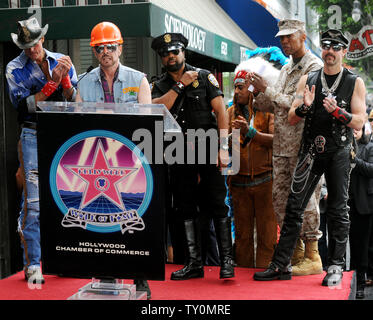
[65,140,137,210]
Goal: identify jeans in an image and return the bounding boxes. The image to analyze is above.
[18,127,40,268]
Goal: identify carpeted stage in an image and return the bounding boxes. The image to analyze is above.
[0,264,353,300]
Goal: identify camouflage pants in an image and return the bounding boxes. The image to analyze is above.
[272,155,322,240]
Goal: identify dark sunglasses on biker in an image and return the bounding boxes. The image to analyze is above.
[159,48,181,58]
[321,41,344,52]
[94,44,119,54]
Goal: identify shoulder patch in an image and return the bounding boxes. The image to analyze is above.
[208,73,219,88]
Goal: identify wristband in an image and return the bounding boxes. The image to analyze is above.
[61,76,72,89]
[295,103,312,118]
[41,80,58,97]
[242,127,257,147]
[331,106,352,125]
[171,81,185,95]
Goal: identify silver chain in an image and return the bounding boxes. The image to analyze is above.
[320,68,343,97]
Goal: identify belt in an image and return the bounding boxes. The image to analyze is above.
[231,171,272,188]
[22,122,37,130]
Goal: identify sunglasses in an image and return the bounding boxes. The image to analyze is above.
[369,118,373,122]
[159,49,181,58]
[321,42,344,52]
[94,44,119,54]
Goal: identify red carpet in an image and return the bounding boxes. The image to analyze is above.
[0,264,352,300]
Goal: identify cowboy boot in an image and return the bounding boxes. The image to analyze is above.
[213,217,235,279]
[292,240,323,276]
[291,238,304,266]
[170,219,204,280]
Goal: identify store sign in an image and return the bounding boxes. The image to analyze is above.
[346,25,373,60]
[213,34,232,61]
[164,13,207,53]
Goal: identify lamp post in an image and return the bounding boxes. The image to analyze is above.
[351,0,362,22]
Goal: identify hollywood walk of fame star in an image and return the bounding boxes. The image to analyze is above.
[65,139,138,210]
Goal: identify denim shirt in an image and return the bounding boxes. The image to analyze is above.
[6,49,78,114]
[78,63,145,103]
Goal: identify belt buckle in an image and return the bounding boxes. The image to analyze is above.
[314,135,326,153]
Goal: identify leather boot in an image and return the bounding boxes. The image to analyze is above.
[322,265,343,286]
[214,217,235,279]
[170,219,204,280]
[356,271,366,299]
[291,238,304,266]
[253,262,292,281]
[292,240,323,276]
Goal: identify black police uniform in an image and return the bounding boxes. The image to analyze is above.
[151,33,234,280]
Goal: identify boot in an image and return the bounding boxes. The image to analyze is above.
[291,238,304,266]
[214,217,235,279]
[356,271,366,299]
[322,265,343,286]
[292,240,323,276]
[253,262,292,281]
[170,219,204,280]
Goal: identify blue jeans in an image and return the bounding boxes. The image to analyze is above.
[18,127,40,268]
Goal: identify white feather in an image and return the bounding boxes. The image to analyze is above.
[234,56,281,88]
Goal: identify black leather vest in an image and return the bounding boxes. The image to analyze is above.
[302,68,357,151]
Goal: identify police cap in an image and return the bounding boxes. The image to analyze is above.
[151,33,188,56]
[321,29,349,47]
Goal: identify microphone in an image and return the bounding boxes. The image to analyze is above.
[77,66,94,83]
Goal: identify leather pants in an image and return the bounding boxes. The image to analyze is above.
[272,146,351,270]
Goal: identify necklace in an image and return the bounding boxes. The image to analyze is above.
[320,68,343,99]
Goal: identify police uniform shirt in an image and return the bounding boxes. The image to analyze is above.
[151,63,223,131]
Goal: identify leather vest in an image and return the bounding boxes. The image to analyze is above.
[302,68,357,151]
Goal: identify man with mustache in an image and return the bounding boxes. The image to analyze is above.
[254,29,367,287]
[151,33,234,281]
[76,21,152,299]
[248,19,324,276]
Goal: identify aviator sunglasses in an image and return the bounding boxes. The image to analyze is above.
[321,42,344,52]
[94,44,119,54]
[159,48,181,58]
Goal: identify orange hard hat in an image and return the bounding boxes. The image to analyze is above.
[90,22,123,46]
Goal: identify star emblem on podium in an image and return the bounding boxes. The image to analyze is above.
[65,139,137,210]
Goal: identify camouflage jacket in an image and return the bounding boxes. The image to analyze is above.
[254,50,323,157]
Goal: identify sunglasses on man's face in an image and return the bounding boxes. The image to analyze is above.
[321,42,344,52]
[94,44,119,54]
[369,118,373,122]
[159,49,181,58]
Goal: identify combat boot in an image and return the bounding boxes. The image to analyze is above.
[292,240,323,276]
[291,238,304,266]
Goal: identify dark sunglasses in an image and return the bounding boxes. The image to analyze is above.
[321,42,344,52]
[94,44,119,54]
[369,118,373,122]
[159,49,181,58]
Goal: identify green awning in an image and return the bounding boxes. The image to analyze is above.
[0,2,255,64]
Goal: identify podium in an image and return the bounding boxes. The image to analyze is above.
[36,102,180,291]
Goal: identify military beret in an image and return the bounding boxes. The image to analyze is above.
[151,33,188,55]
[321,29,349,47]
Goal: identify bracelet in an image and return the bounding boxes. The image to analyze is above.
[331,106,352,125]
[41,80,58,97]
[61,76,72,89]
[295,103,312,118]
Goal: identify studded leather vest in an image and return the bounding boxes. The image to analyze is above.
[302,68,357,153]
